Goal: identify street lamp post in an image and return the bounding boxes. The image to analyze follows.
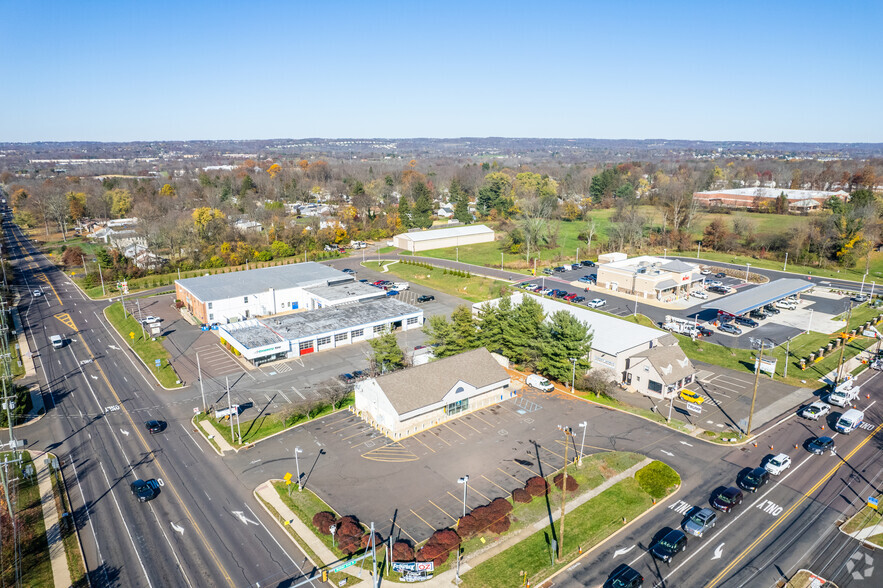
[556,426,574,562]
[806,309,814,334]
[457,476,469,518]
[745,263,751,284]
[294,447,303,491]
[663,248,667,259]
[569,358,577,392]
[860,273,867,295]
[783,252,788,272]
[578,421,587,466]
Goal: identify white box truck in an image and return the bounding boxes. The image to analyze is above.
[526,374,555,393]
[50,335,64,349]
[835,408,864,434]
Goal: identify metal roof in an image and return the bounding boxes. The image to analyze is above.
[175,262,347,302]
[659,260,695,273]
[395,224,494,242]
[701,278,813,316]
[654,279,678,291]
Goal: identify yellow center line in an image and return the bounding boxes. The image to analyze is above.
[37,271,64,306]
[76,320,235,586]
[427,499,458,523]
[705,421,883,588]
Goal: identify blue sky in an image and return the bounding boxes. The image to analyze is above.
[3,1,881,142]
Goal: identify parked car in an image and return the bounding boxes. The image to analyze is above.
[131,479,160,503]
[573,296,586,304]
[683,508,717,537]
[691,290,708,299]
[542,268,553,275]
[715,272,727,278]
[738,467,769,493]
[707,286,729,294]
[587,298,607,308]
[372,280,386,286]
[564,293,578,301]
[852,294,869,303]
[679,389,705,405]
[650,528,688,563]
[342,268,355,274]
[416,294,435,303]
[525,283,541,291]
[700,268,711,275]
[706,280,723,288]
[603,564,643,588]
[711,487,744,512]
[735,316,758,328]
[765,453,791,475]
[775,300,797,310]
[580,260,596,267]
[141,316,161,324]
[749,309,767,320]
[339,373,356,383]
[554,266,568,273]
[352,370,367,379]
[570,263,581,270]
[800,401,830,421]
[145,420,165,434]
[540,288,554,296]
[763,305,780,315]
[553,289,568,298]
[808,436,836,454]
[526,374,555,392]
[386,290,399,296]
[578,275,594,283]
[718,323,742,335]
[697,326,714,337]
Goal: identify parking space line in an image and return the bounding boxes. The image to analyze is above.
[427,500,458,523]
[542,443,567,461]
[409,434,437,454]
[325,413,358,427]
[442,423,468,440]
[332,420,370,435]
[509,460,540,477]
[393,522,418,545]
[466,486,492,503]
[409,509,437,531]
[496,468,524,485]
[471,412,498,428]
[458,418,483,434]
[342,428,372,442]
[482,475,509,493]
[350,435,384,450]
[428,431,452,446]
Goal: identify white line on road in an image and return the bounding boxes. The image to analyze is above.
[244,503,306,574]
[278,389,291,403]
[71,458,106,582]
[98,461,154,588]
[292,387,305,400]
[180,423,205,454]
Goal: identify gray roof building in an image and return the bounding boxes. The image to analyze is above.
[629,345,695,386]
[176,262,348,302]
[701,278,813,316]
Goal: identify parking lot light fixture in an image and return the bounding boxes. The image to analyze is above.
[745,263,751,284]
[578,421,587,465]
[295,447,304,491]
[570,358,577,392]
[457,476,469,517]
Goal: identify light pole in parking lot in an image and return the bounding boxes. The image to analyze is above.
[457,476,469,517]
[556,425,574,562]
[295,447,303,491]
[569,358,577,392]
[578,421,587,465]
[860,273,867,295]
[745,263,751,284]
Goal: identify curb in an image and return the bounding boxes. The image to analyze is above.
[101,305,184,391]
[192,416,227,456]
[253,483,324,572]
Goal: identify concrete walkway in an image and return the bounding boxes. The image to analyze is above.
[434,457,653,584]
[198,420,235,453]
[11,307,36,378]
[34,453,72,588]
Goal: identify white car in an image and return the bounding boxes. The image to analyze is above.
[691,290,708,299]
[700,269,712,275]
[587,298,607,308]
[141,316,162,324]
[33,289,42,297]
[800,401,830,421]
[765,453,791,476]
[539,288,554,296]
[706,280,723,288]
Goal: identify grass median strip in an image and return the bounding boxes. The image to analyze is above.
[103,301,183,388]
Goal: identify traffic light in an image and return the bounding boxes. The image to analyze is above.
[322,570,328,582]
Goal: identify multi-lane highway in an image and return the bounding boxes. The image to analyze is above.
[3,215,317,587]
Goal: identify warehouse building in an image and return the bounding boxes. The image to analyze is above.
[175,262,383,324]
[354,348,513,439]
[693,188,848,211]
[218,298,423,365]
[392,224,495,252]
[596,254,704,302]
[474,292,694,399]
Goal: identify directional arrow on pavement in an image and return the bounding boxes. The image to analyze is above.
[120,429,129,436]
[660,450,674,456]
[613,545,635,557]
[680,441,693,447]
[232,511,259,526]
[712,543,725,560]
[170,522,184,535]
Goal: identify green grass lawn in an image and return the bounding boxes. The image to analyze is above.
[0,452,54,587]
[460,477,656,588]
[842,503,883,535]
[377,246,398,254]
[362,261,511,303]
[103,302,183,388]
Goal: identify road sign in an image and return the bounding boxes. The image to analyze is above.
[332,561,356,573]
[683,402,702,414]
[129,331,135,340]
[869,496,879,510]
[154,359,161,367]
[284,472,293,484]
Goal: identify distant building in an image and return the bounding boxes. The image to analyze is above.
[436,205,454,218]
[355,348,512,439]
[234,219,263,233]
[392,224,494,252]
[693,187,848,211]
[596,254,704,302]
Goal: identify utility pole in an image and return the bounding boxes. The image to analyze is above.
[137,299,146,340]
[835,305,853,387]
[197,353,206,412]
[783,339,791,379]
[226,376,234,442]
[97,262,105,296]
[371,521,379,588]
[557,425,574,562]
[747,341,764,435]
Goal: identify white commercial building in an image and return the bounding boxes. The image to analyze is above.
[355,348,512,439]
[392,224,495,252]
[596,254,704,302]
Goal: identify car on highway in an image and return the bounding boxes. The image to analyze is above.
[587,298,606,308]
[718,323,742,335]
[145,420,165,434]
[131,479,160,503]
[580,260,597,267]
[734,316,758,328]
[826,388,856,408]
[679,389,704,405]
[554,266,568,273]
[33,289,42,297]
[764,453,791,475]
[800,401,830,421]
[807,436,836,455]
[738,467,769,493]
[711,487,744,512]
[683,508,717,537]
[715,272,727,278]
[416,294,435,302]
[650,528,688,563]
[603,564,643,588]
[691,290,708,299]
[573,296,586,304]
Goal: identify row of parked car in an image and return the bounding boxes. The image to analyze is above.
[520,283,608,308]
[541,260,597,275]
[716,302,786,335]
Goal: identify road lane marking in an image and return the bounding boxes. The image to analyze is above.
[703,422,883,588]
[98,461,153,587]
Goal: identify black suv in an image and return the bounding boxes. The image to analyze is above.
[145,420,165,434]
[650,529,687,564]
[554,266,568,273]
[738,467,769,493]
[749,309,767,320]
[603,563,643,587]
[734,316,758,327]
[712,487,744,512]
[763,305,780,315]
[416,294,435,303]
[131,479,160,503]
[581,260,596,267]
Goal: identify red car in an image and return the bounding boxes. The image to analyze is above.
[564,293,578,301]
[372,280,385,286]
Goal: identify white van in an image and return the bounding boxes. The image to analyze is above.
[526,374,555,393]
[835,408,864,434]
[49,335,64,349]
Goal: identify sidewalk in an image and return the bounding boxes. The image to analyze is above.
[34,453,72,588]
[10,306,36,378]
[434,457,653,584]
[197,419,235,454]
